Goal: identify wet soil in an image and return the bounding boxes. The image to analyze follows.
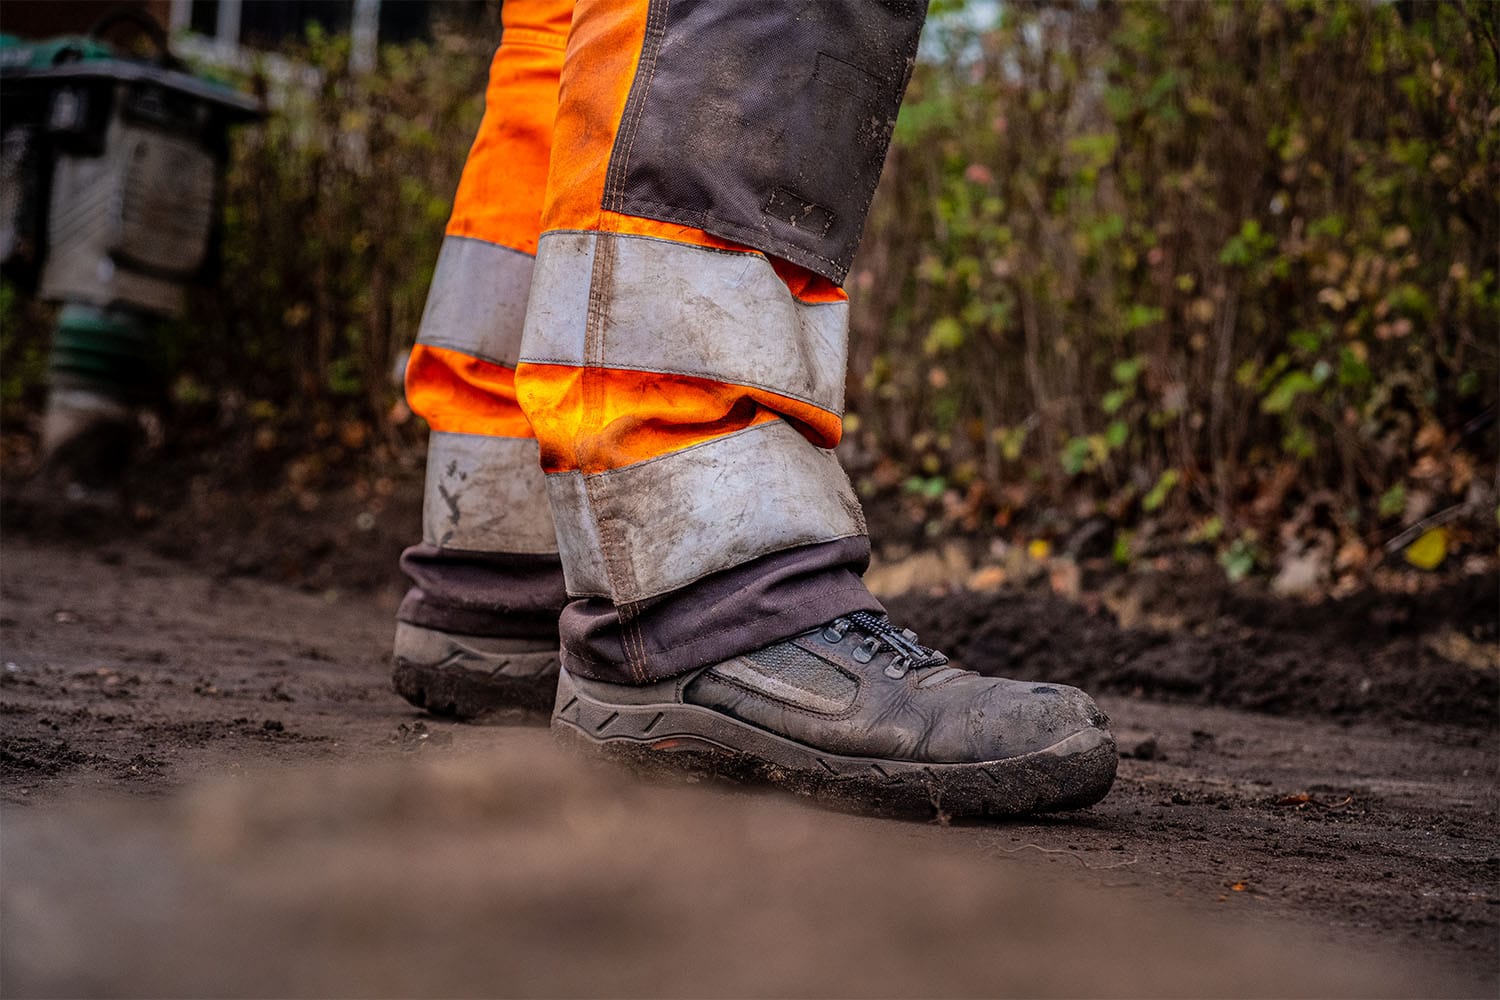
[1,535,1496,996]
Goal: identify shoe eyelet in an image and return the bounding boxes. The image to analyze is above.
[884,663,906,679]
[852,642,875,664]
[821,626,843,643]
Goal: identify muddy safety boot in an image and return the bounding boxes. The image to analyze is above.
[392,622,560,723]
[552,611,1117,818]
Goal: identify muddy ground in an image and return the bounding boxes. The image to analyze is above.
[1,528,1497,996]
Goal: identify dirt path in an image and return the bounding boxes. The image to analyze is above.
[1,538,1496,996]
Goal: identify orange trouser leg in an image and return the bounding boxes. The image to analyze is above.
[517,0,846,479]
[399,0,573,639]
[514,0,923,680]
[405,0,570,442]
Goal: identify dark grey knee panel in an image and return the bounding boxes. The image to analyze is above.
[603,0,927,283]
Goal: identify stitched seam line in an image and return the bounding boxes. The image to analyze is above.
[428,538,559,555]
[422,542,560,559]
[618,197,848,272]
[603,0,669,213]
[428,429,537,444]
[581,419,808,477]
[498,28,569,52]
[536,229,851,307]
[438,233,539,259]
[511,359,841,414]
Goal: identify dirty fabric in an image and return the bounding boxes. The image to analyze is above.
[404,0,923,683]
[559,537,883,682]
[399,546,566,641]
[397,2,571,637]
[605,0,926,282]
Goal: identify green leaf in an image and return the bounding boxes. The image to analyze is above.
[1378,483,1406,519]
[1287,329,1323,354]
[1338,348,1372,387]
[1123,304,1165,331]
[1218,537,1258,582]
[1060,436,1092,476]
[1112,357,1144,385]
[1101,387,1132,415]
[1261,371,1319,414]
[1191,516,1225,543]
[924,316,965,355]
[1142,468,1180,512]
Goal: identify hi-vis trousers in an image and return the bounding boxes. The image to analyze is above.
[400,0,926,684]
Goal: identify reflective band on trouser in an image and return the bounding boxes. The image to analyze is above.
[423,432,558,555]
[546,420,864,603]
[407,236,556,558]
[521,231,847,413]
[414,235,534,368]
[518,226,860,602]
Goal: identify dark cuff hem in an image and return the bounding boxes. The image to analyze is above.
[558,536,881,684]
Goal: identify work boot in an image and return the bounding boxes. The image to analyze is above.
[552,611,1116,818]
[392,622,560,723]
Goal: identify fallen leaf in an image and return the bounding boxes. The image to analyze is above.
[967,565,1007,592]
[1404,527,1448,570]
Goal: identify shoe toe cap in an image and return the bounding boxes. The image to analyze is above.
[969,678,1112,760]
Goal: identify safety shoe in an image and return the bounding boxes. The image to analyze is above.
[552,611,1117,818]
[392,622,560,723]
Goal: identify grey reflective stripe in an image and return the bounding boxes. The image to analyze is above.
[545,420,865,603]
[520,231,848,414]
[415,235,534,369]
[423,432,557,554]
[544,470,609,597]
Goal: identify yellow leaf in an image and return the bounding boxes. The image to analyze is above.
[1027,539,1052,561]
[1404,527,1448,570]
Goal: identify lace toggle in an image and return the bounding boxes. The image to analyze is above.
[832,610,949,678]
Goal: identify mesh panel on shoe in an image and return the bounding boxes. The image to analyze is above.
[744,642,857,703]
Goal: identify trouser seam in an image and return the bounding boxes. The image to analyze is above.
[578,231,648,682]
[497,29,568,52]
[603,0,670,212]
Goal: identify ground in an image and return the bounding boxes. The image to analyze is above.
[1,529,1496,997]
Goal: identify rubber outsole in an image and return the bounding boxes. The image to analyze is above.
[391,625,560,723]
[551,670,1118,819]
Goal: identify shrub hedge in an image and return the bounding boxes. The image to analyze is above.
[3,1,1494,580]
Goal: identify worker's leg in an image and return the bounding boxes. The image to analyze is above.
[393,0,573,719]
[516,0,909,684]
[518,0,1116,817]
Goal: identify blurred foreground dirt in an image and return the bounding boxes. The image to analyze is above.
[1,538,1496,997]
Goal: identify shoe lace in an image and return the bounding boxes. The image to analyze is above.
[825,610,949,678]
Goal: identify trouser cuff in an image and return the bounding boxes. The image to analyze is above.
[398,544,566,641]
[558,536,882,684]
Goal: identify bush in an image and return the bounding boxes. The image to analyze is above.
[5,2,1495,580]
[847,0,1497,571]
[175,27,492,469]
